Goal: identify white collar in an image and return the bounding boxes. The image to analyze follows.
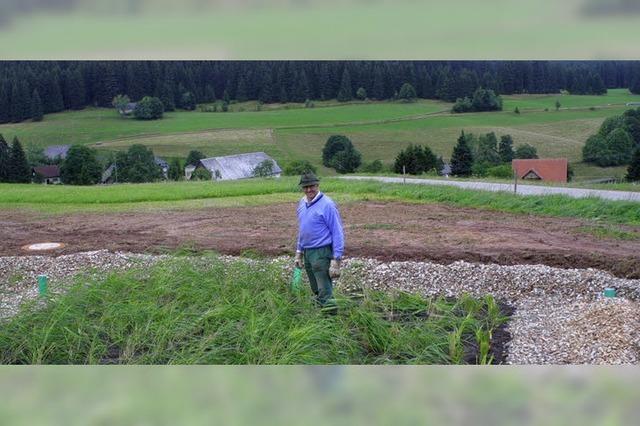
[301,191,322,204]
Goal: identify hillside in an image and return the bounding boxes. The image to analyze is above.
[0,89,639,180]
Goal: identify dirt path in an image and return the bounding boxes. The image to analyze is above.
[2,201,640,278]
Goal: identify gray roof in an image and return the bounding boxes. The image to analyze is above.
[44,145,70,160]
[199,152,282,180]
[154,157,169,168]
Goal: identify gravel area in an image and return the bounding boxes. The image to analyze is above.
[1,251,639,365]
[338,259,640,364]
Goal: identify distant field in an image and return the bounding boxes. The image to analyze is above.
[94,129,279,158]
[502,89,639,111]
[0,100,448,149]
[1,89,639,180]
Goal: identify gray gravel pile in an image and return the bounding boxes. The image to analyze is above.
[1,251,639,364]
[338,259,640,302]
[506,297,640,364]
[336,258,640,364]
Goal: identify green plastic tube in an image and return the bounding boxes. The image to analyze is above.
[290,267,302,293]
[38,274,48,296]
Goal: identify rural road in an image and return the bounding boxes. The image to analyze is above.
[341,176,640,202]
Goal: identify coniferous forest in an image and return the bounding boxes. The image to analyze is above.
[1,60,640,124]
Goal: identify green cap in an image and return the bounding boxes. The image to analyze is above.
[298,172,320,187]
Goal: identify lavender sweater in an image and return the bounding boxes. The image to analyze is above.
[296,192,345,260]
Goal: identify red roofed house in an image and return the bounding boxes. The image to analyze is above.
[512,159,568,183]
[32,165,61,185]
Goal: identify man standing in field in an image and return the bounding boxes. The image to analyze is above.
[295,172,345,314]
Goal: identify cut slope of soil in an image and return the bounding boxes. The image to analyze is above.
[2,201,640,278]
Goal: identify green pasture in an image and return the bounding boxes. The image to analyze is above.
[0,100,447,149]
[2,178,639,226]
[1,89,638,181]
[502,89,640,111]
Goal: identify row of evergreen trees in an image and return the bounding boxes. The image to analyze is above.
[391,132,540,178]
[0,135,31,183]
[449,131,539,178]
[2,61,639,123]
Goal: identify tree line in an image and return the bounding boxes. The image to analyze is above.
[582,107,640,167]
[2,60,640,123]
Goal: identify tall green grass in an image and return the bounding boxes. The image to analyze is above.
[0,256,507,364]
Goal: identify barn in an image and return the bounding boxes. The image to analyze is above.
[194,152,282,181]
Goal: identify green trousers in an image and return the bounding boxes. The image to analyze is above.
[303,245,336,309]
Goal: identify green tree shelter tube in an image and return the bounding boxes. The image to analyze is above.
[37,275,48,296]
[290,267,303,293]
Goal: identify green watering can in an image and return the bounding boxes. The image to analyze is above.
[290,267,303,293]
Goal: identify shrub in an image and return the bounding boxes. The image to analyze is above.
[476,132,501,166]
[114,145,163,183]
[112,94,131,117]
[452,88,502,113]
[134,96,164,120]
[583,129,634,166]
[322,135,352,167]
[582,134,605,163]
[623,116,640,146]
[330,147,362,174]
[192,167,212,181]
[168,158,183,181]
[356,87,367,100]
[180,92,196,110]
[598,115,626,137]
[252,159,275,177]
[360,159,384,173]
[186,150,206,166]
[514,143,538,159]
[471,88,502,112]
[60,145,102,185]
[452,97,473,113]
[486,164,513,179]
[604,128,634,165]
[514,107,520,114]
[394,144,437,175]
[284,160,317,176]
[398,83,417,102]
[471,162,490,177]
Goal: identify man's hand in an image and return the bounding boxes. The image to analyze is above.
[329,259,341,278]
[294,252,303,269]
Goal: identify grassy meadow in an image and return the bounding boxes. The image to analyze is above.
[0,255,507,364]
[2,178,639,226]
[0,89,639,180]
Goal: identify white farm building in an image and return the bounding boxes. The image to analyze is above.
[191,152,282,181]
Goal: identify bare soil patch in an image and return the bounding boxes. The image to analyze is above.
[2,201,640,278]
